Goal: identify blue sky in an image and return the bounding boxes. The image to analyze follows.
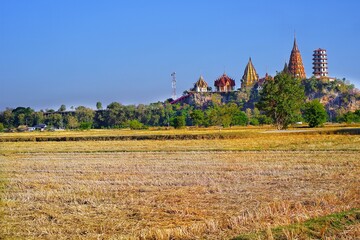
[1,0,359,110]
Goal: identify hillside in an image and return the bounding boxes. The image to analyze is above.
[178,78,360,120]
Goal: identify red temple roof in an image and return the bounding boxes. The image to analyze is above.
[214,73,235,87]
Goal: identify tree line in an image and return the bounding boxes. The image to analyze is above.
[1,73,359,132]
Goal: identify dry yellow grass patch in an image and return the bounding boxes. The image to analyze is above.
[1,150,359,239]
[1,132,359,154]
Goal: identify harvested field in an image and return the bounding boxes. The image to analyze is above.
[1,129,360,239]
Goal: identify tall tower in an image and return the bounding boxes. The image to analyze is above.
[312,48,328,78]
[171,72,176,99]
[241,57,259,88]
[288,37,306,79]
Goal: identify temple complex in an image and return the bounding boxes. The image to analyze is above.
[178,36,332,101]
[241,58,259,88]
[313,48,328,79]
[192,75,208,92]
[288,37,306,79]
[214,73,235,92]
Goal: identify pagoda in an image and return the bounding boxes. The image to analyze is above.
[193,75,208,92]
[214,73,235,92]
[312,48,328,79]
[288,37,306,79]
[241,57,259,88]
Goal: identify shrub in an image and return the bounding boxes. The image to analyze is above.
[249,118,259,126]
[127,120,147,130]
[0,123,4,132]
[172,115,186,129]
[79,122,92,130]
[303,100,327,127]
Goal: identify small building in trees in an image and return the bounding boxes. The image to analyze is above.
[214,73,235,92]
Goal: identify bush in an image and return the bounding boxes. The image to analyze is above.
[0,123,4,132]
[79,122,92,130]
[249,118,259,126]
[172,115,186,129]
[127,120,147,130]
[232,111,248,126]
[303,100,327,127]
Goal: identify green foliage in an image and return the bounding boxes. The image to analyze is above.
[232,208,360,240]
[126,120,147,130]
[96,101,103,110]
[257,73,305,130]
[46,113,63,128]
[249,118,259,126]
[172,115,186,129]
[303,100,327,127]
[231,110,248,126]
[190,109,204,127]
[0,123,4,132]
[337,110,360,123]
[75,106,94,124]
[64,115,79,129]
[58,104,66,112]
[257,114,273,125]
[79,122,92,130]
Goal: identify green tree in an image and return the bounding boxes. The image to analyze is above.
[75,106,95,128]
[46,113,63,128]
[0,123,4,132]
[58,104,66,112]
[190,109,204,127]
[257,73,305,130]
[96,101,103,110]
[65,115,79,129]
[232,111,248,126]
[172,115,186,129]
[2,108,14,128]
[105,102,125,127]
[303,100,327,127]
[32,112,44,126]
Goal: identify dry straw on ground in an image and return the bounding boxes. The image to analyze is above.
[1,129,360,239]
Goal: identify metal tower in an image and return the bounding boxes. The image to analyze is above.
[171,72,176,99]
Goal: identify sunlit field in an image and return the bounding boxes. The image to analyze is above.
[1,127,359,239]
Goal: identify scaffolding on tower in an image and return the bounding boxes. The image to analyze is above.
[171,72,176,100]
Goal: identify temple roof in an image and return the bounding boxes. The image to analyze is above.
[214,73,235,87]
[194,75,208,88]
[241,58,259,87]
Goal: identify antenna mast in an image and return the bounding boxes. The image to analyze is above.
[171,72,176,99]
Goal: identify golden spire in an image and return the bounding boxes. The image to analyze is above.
[241,57,259,88]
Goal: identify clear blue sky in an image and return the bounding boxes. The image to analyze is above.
[1,0,359,110]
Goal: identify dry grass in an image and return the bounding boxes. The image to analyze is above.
[0,132,359,155]
[1,149,359,239]
[1,128,360,239]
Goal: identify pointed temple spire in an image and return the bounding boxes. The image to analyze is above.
[288,36,306,79]
[282,61,290,74]
[193,75,208,92]
[241,57,259,88]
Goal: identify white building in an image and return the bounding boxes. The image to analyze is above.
[313,48,328,78]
